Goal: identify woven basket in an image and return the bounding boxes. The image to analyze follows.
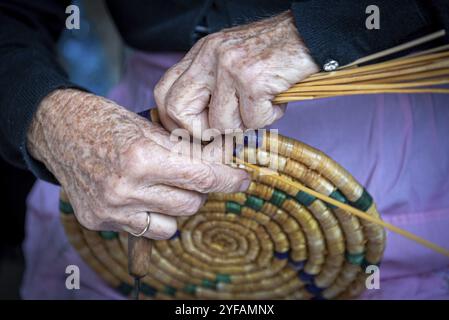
[58,40,449,298]
[60,110,386,299]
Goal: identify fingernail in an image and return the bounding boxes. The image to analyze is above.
[239,179,251,192]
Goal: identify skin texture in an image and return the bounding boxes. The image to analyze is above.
[27,12,319,239]
[27,89,249,239]
[154,11,319,136]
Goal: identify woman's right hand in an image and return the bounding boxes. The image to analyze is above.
[27,89,250,239]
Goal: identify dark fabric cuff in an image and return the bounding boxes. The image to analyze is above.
[7,68,85,185]
[290,0,436,69]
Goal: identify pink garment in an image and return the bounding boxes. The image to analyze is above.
[21,51,449,299]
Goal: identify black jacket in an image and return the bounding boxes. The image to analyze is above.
[0,0,447,182]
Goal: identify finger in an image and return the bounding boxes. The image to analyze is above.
[277,103,287,114]
[158,154,250,194]
[239,96,286,129]
[154,60,192,132]
[122,211,177,240]
[154,38,207,132]
[163,37,221,136]
[208,68,244,132]
[149,124,237,168]
[269,103,287,125]
[132,184,207,217]
[125,139,250,194]
[164,71,212,137]
[143,212,177,240]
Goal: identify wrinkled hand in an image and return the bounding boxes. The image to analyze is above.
[155,11,318,135]
[27,89,249,239]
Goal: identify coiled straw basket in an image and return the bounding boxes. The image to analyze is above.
[60,39,449,299]
[60,109,386,299]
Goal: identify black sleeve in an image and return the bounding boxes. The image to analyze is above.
[0,0,82,183]
[291,0,449,69]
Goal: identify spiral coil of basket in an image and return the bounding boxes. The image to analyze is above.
[60,117,386,299]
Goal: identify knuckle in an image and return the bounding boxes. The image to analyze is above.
[101,176,134,208]
[165,85,192,120]
[121,140,151,174]
[102,189,122,207]
[95,209,110,222]
[78,214,101,231]
[191,166,217,193]
[218,46,243,72]
[254,118,271,128]
[178,195,205,216]
[123,140,146,163]
[154,63,184,104]
[165,101,182,121]
[244,109,273,129]
[237,62,262,84]
[153,81,165,105]
[205,32,224,48]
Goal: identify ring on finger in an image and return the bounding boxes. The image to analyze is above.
[129,212,151,237]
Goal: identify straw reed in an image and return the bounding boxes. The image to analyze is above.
[274,46,449,103]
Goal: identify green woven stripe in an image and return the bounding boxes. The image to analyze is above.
[201,279,216,289]
[163,285,176,296]
[184,284,197,294]
[346,252,365,265]
[245,195,264,211]
[216,273,231,283]
[226,201,242,214]
[99,231,118,240]
[351,189,373,211]
[117,282,133,296]
[270,189,287,207]
[295,191,316,207]
[140,283,157,296]
[59,200,74,214]
[328,189,347,209]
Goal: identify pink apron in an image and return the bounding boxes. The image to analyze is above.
[21,51,449,299]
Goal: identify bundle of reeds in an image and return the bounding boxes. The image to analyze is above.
[274,32,449,104]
